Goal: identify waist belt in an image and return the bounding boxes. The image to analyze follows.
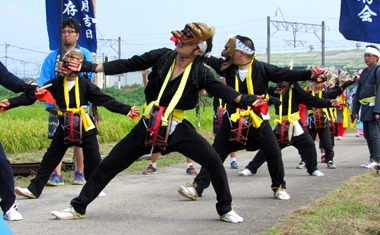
[230,107,262,128]
[144,102,185,125]
[171,109,186,122]
[144,106,185,150]
[274,112,300,125]
[57,106,92,131]
[359,96,376,105]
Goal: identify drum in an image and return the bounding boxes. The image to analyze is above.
[330,120,338,137]
[63,112,83,144]
[274,121,291,145]
[48,108,60,139]
[145,106,170,150]
[309,108,327,130]
[229,110,251,145]
[213,106,226,134]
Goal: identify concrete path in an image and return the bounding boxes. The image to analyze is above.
[8,134,370,235]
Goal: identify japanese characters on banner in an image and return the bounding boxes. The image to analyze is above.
[46,0,97,52]
[339,0,380,44]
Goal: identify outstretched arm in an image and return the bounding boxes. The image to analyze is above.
[59,59,104,74]
[0,61,35,93]
[1,92,37,110]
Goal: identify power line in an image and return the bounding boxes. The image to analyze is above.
[0,56,41,66]
[0,44,48,55]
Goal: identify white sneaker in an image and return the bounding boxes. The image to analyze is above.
[51,206,85,220]
[178,184,198,201]
[97,191,106,197]
[238,168,253,176]
[220,209,243,223]
[365,162,378,168]
[360,162,371,168]
[337,136,343,140]
[274,188,290,200]
[15,186,36,199]
[327,161,337,169]
[4,203,23,221]
[312,170,324,177]
[296,161,306,169]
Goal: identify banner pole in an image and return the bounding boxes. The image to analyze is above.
[90,0,101,125]
[91,0,98,86]
[59,0,64,60]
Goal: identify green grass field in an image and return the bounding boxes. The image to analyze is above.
[0,101,215,162]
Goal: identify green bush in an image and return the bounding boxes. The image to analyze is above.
[101,85,146,106]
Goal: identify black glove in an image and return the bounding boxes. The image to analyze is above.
[340,80,354,91]
[240,94,257,106]
[268,96,282,109]
[80,59,98,73]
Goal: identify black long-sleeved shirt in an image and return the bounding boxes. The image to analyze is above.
[9,76,131,115]
[306,81,352,111]
[268,82,332,116]
[103,48,241,110]
[0,61,34,95]
[8,75,132,138]
[206,56,313,114]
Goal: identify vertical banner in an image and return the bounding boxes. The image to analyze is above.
[339,0,380,43]
[46,0,97,52]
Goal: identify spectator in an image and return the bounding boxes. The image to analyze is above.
[38,18,95,186]
[352,45,380,168]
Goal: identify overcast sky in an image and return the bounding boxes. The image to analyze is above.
[0,0,367,77]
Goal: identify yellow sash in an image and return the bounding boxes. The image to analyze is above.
[359,96,376,105]
[327,107,336,122]
[218,98,226,109]
[232,59,263,128]
[342,106,349,128]
[339,94,349,127]
[274,87,299,124]
[350,118,357,129]
[308,91,329,117]
[311,91,336,122]
[144,59,190,126]
[57,76,92,131]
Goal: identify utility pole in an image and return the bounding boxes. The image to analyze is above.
[97,37,124,88]
[321,21,325,66]
[4,43,9,67]
[267,17,271,64]
[267,17,326,66]
[118,36,121,88]
[104,55,108,88]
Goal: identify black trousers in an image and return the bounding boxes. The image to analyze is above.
[194,114,286,195]
[27,127,101,197]
[71,119,232,216]
[0,142,16,214]
[247,122,318,175]
[308,120,334,163]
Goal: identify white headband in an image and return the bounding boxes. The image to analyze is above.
[236,38,255,55]
[364,46,380,57]
[198,41,207,55]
